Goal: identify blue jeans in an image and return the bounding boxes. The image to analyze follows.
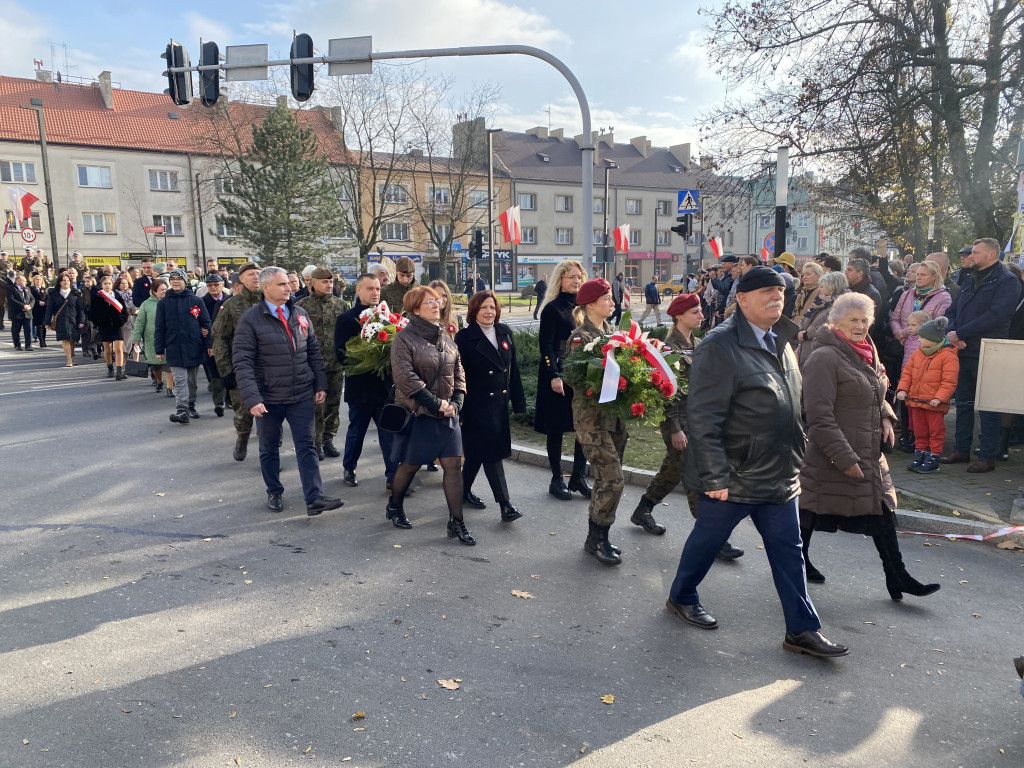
[10,317,31,348]
[952,356,1001,461]
[256,398,322,504]
[343,401,397,481]
[669,495,821,635]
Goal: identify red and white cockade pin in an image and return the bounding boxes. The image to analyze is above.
[190,305,201,318]
[501,340,509,350]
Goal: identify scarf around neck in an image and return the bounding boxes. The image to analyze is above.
[833,328,874,366]
[920,337,951,356]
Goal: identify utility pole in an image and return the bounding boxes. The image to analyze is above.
[774,146,789,259]
[487,128,501,291]
[195,173,207,263]
[19,104,59,270]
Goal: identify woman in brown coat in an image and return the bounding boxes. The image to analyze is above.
[387,285,474,544]
[799,292,939,601]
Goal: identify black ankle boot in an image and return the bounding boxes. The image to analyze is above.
[584,520,622,566]
[630,495,666,535]
[447,516,476,545]
[386,498,411,529]
[548,476,572,500]
[567,472,592,498]
[107,364,114,378]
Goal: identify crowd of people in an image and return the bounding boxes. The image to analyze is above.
[4,239,1023,659]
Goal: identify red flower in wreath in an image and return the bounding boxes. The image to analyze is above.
[358,315,369,324]
[377,330,389,341]
[630,356,641,364]
[617,376,627,391]
[659,381,674,397]
[649,370,662,386]
[586,389,594,397]
[631,402,646,417]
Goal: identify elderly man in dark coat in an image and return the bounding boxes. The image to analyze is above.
[665,267,849,659]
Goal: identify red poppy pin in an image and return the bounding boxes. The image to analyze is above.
[190,305,200,318]
[501,340,509,350]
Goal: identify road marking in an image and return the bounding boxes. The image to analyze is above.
[0,380,107,396]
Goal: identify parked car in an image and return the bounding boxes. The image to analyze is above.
[655,276,688,296]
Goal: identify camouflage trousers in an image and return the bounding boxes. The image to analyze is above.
[643,422,699,518]
[229,388,253,440]
[579,427,628,526]
[315,369,344,445]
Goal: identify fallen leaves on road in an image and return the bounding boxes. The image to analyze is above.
[511,590,534,599]
[303,746,312,754]
[234,759,242,766]
[600,694,614,704]
[155,492,166,497]
[438,679,460,690]
[530,575,541,579]
[230,711,236,718]
[972,613,981,618]
[352,712,365,721]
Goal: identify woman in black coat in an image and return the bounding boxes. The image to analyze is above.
[43,271,86,366]
[89,274,129,379]
[455,291,527,522]
[534,259,591,500]
[29,273,49,347]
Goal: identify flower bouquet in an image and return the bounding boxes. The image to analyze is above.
[562,311,681,426]
[343,301,409,378]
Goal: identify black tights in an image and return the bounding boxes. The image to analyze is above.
[546,433,586,479]
[463,456,509,503]
[390,456,464,521]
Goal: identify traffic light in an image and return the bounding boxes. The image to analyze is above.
[163,42,193,107]
[199,41,220,107]
[290,33,315,102]
[473,229,484,260]
[671,214,691,240]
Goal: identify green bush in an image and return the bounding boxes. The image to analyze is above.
[511,328,540,424]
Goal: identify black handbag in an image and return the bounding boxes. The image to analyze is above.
[380,353,444,433]
[124,360,150,378]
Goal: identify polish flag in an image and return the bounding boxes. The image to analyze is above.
[709,237,723,259]
[2,211,11,238]
[612,223,630,253]
[760,248,770,262]
[67,216,75,242]
[498,205,521,244]
[7,185,39,222]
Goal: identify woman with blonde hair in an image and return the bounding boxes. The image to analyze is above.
[534,259,591,500]
[429,279,464,338]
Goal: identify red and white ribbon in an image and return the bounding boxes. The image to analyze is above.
[98,290,123,313]
[598,320,676,403]
[897,524,1024,542]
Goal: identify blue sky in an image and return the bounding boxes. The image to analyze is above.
[2,0,728,148]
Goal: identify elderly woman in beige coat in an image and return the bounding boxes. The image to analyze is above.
[387,285,474,545]
[798,292,940,601]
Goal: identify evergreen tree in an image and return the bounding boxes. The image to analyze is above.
[215,103,342,273]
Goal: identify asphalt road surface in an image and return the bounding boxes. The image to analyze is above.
[1,347,1022,767]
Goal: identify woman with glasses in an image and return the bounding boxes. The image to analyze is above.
[534,259,591,501]
[387,286,475,545]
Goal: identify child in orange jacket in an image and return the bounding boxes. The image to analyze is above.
[896,316,960,473]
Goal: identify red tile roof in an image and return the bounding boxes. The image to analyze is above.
[0,75,350,162]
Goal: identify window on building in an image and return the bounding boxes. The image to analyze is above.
[555,227,573,245]
[1,160,36,184]
[521,227,536,244]
[629,229,641,246]
[593,229,605,245]
[592,197,605,214]
[153,215,183,236]
[626,198,642,215]
[432,223,451,242]
[797,236,809,250]
[656,230,670,246]
[214,176,236,195]
[727,230,734,247]
[554,195,573,213]
[77,165,112,188]
[83,212,116,234]
[149,170,179,192]
[5,209,40,231]
[469,190,488,208]
[382,222,410,241]
[796,213,812,228]
[657,200,672,215]
[758,214,773,229]
[216,221,238,238]
[380,184,408,204]
[518,192,536,210]
[623,262,639,283]
[429,187,450,206]
[336,185,352,202]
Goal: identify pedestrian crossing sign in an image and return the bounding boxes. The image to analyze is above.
[677,189,700,214]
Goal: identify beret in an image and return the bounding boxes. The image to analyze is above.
[667,293,700,316]
[238,262,259,275]
[736,266,786,293]
[310,266,334,280]
[575,277,612,306]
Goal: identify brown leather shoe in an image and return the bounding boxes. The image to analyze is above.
[938,451,970,464]
[966,460,995,473]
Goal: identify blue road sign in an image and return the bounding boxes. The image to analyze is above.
[677,189,700,214]
[452,242,462,251]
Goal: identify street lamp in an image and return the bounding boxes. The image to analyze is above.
[487,128,502,291]
[602,161,616,279]
[18,103,59,270]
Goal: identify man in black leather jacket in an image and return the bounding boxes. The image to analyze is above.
[665,266,849,659]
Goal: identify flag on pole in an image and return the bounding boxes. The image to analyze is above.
[67,216,74,242]
[612,223,630,253]
[498,205,521,244]
[709,237,723,260]
[2,211,12,238]
[7,185,39,223]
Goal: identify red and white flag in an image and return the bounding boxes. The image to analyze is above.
[709,237,723,260]
[67,216,75,242]
[498,205,521,244]
[612,223,630,253]
[7,185,39,223]
[2,211,12,238]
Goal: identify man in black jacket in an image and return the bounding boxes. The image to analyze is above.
[533,273,547,319]
[233,266,342,516]
[334,273,400,491]
[200,273,229,416]
[665,267,848,659]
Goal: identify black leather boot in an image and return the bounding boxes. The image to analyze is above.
[499,502,522,522]
[386,498,412,529]
[107,364,114,378]
[567,472,592,498]
[548,476,572,500]
[447,515,476,544]
[801,527,825,583]
[584,521,622,566]
[873,528,940,600]
[233,435,248,462]
[115,366,126,380]
[630,495,666,535]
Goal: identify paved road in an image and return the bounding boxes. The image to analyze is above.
[1,346,1023,767]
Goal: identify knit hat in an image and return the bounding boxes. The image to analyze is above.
[153,262,167,275]
[575,278,612,306]
[168,268,187,281]
[667,293,700,316]
[918,315,948,343]
[772,251,796,268]
[238,262,259,276]
[736,266,786,293]
[310,266,334,280]
[395,256,416,275]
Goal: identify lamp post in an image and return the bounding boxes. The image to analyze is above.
[602,161,616,280]
[487,128,502,291]
[653,205,660,280]
[18,104,60,270]
[774,146,789,259]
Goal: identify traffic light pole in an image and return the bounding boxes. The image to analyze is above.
[167,41,597,275]
[774,145,789,260]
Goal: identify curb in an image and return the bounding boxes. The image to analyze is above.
[510,441,1014,541]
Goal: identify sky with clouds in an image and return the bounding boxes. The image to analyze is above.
[0,0,731,149]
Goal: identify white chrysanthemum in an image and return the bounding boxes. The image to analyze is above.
[583,341,597,352]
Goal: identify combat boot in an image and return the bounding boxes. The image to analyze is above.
[233,434,248,462]
[630,495,666,535]
[115,366,126,381]
[584,520,622,566]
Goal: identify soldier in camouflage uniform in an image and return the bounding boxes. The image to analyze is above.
[565,278,627,566]
[36,248,53,277]
[214,262,262,461]
[379,256,417,313]
[297,266,349,459]
[20,246,41,278]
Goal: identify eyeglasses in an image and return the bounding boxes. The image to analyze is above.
[425,299,441,307]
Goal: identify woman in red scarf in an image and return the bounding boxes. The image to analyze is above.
[798,292,940,602]
[90,275,129,380]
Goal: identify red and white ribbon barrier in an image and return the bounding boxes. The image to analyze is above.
[897,524,1024,542]
[598,320,676,403]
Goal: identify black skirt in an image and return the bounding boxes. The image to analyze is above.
[800,505,895,537]
[391,415,463,465]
